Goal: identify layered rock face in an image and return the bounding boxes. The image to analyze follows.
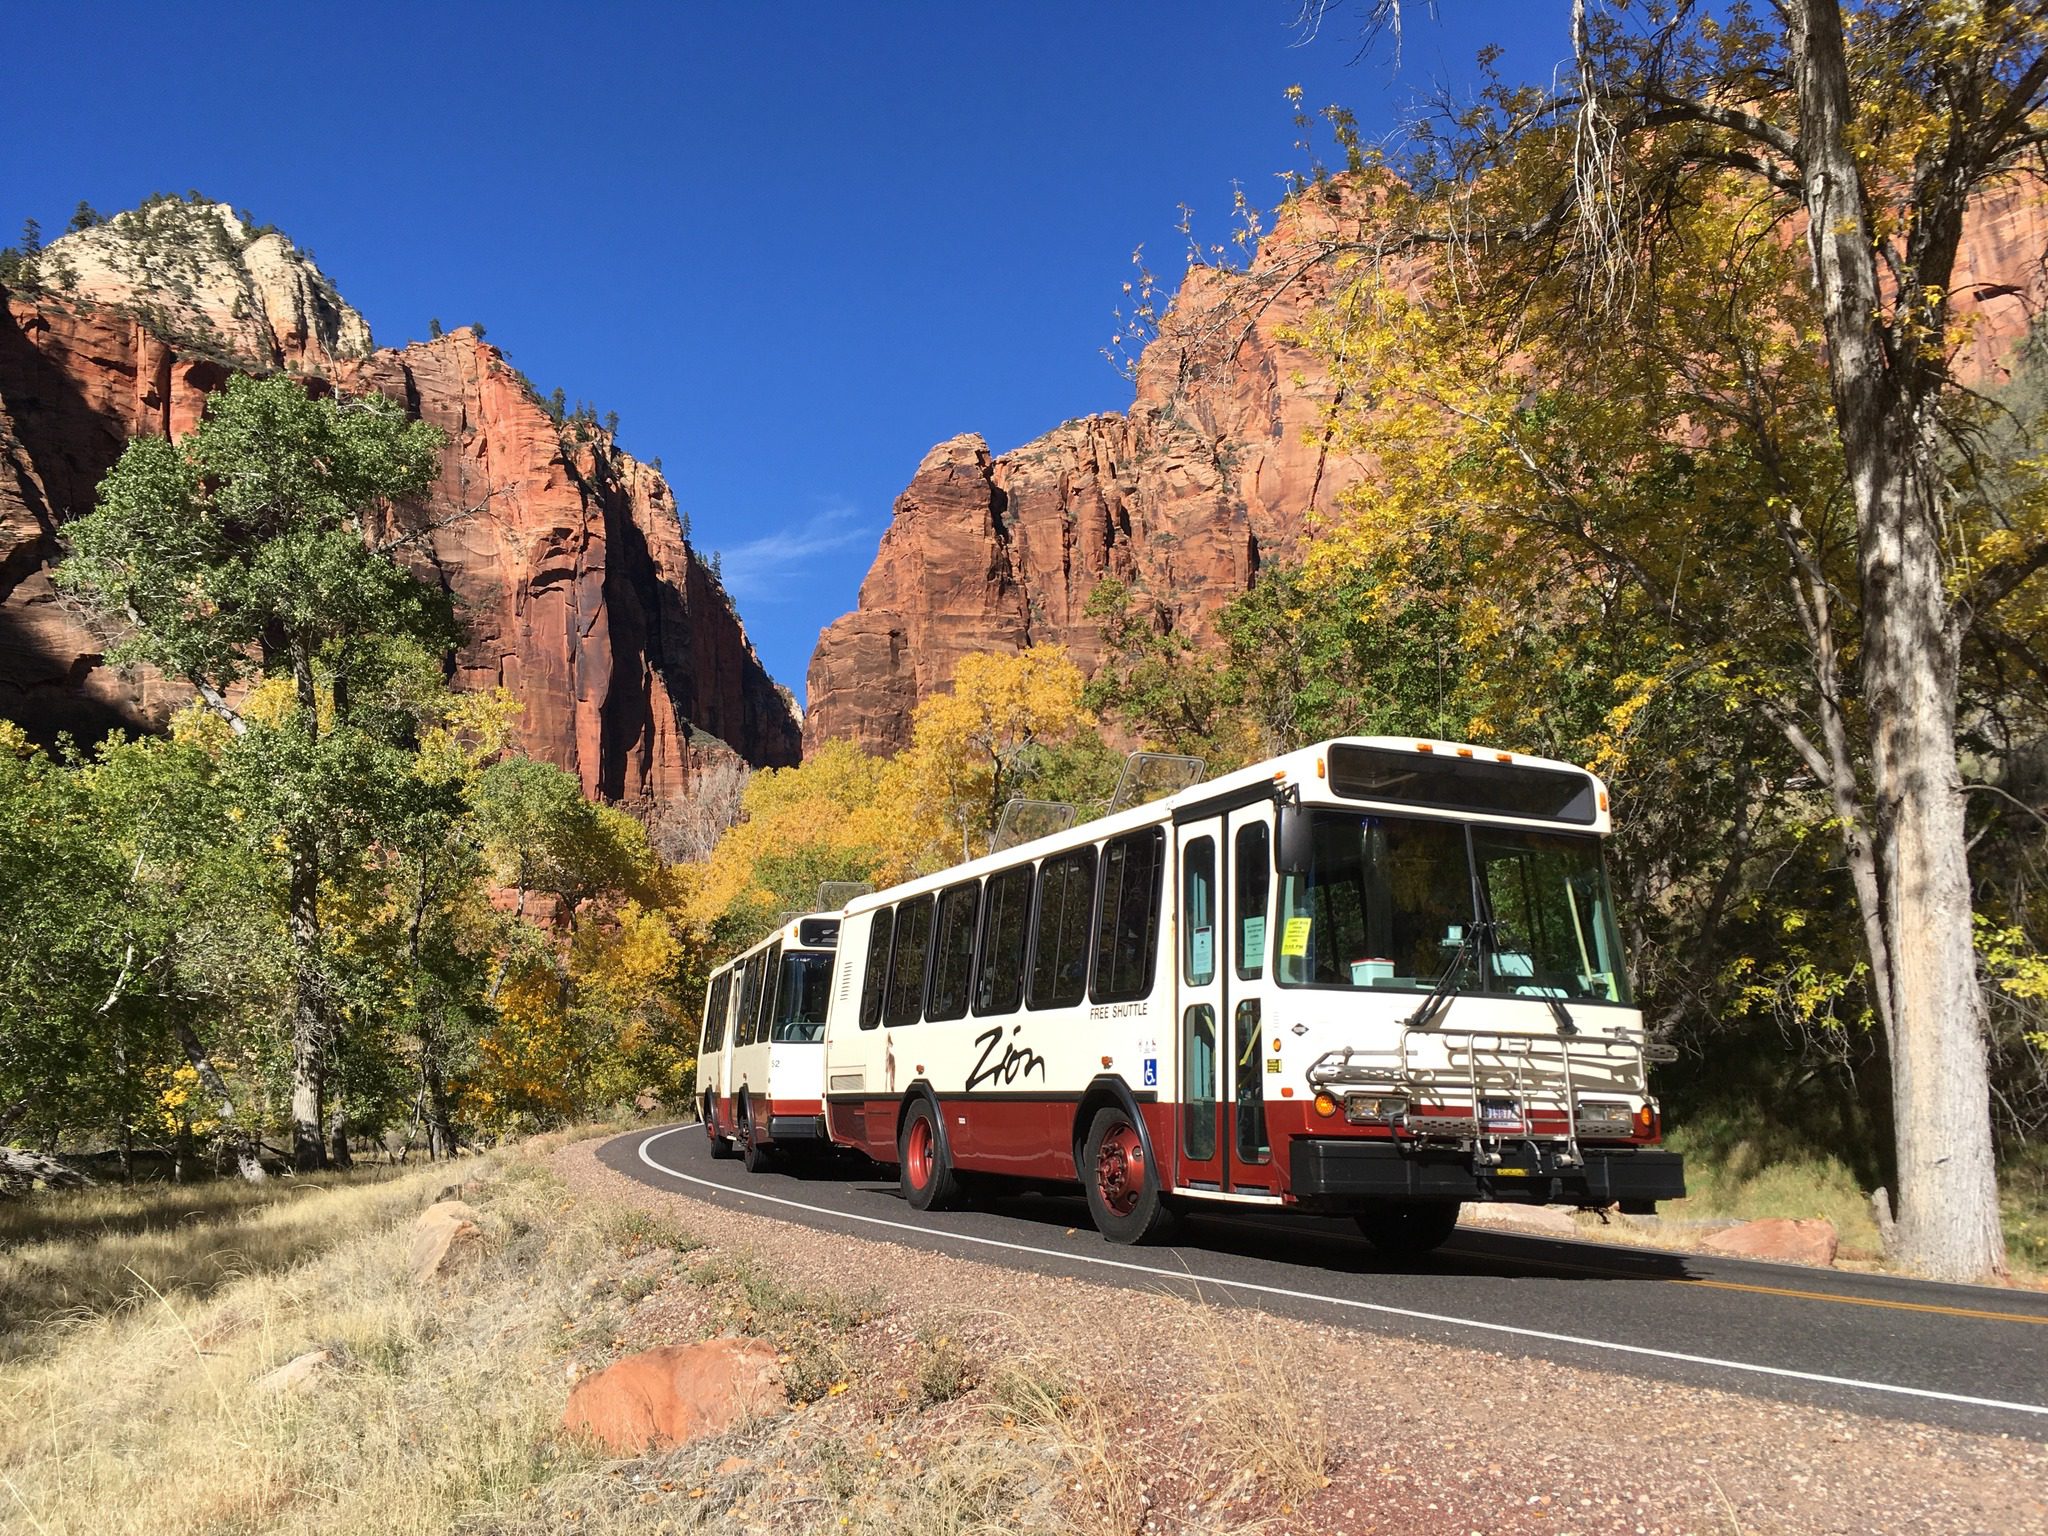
[37,199,372,371]
[805,181,2048,754]
[335,335,801,803]
[805,189,1369,754]
[0,204,799,806]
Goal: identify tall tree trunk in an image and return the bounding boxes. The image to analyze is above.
[287,833,327,1173]
[423,1032,456,1160]
[1863,451,2005,1278]
[289,647,328,1172]
[328,1092,353,1169]
[173,1018,267,1183]
[1789,0,2004,1279]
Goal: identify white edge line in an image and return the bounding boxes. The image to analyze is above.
[631,1125,2048,1422]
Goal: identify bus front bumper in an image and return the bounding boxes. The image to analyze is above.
[1290,1139,1685,1212]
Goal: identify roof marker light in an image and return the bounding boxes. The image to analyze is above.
[1415,742,1434,753]
[1456,747,1474,758]
[1496,752,1513,763]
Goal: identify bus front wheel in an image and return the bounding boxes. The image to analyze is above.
[1354,1200,1460,1257]
[1082,1106,1176,1245]
[738,1100,776,1174]
[706,1097,736,1160]
[899,1099,961,1211]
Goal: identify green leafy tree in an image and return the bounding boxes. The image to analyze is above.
[58,375,451,1170]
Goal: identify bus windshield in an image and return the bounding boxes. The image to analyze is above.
[1275,811,1629,1004]
[771,951,835,1042]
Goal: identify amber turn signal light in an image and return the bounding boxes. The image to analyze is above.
[1313,1092,1338,1118]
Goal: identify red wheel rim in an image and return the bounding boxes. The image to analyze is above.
[906,1115,934,1189]
[1095,1121,1146,1216]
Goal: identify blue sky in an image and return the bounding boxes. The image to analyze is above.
[4,2,1575,699]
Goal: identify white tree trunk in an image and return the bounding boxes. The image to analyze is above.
[1788,0,2005,1279]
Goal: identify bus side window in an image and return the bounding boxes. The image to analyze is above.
[1183,837,1216,986]
[974,865,1033,1015]
[859,909,894,1031]
[753,943,781,1044]
[736,953,765,1046]
[1029,848,1097,1010]
[926,880,981,1022]
[1235,822,1271,979]
[703,971,730,1053]
[884,894,935,1027]
[1092,827,1165,1004]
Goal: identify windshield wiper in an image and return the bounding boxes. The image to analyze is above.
[1403,920,1490,1030]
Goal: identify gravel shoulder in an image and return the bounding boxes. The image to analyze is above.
[557,1132,2048,1536]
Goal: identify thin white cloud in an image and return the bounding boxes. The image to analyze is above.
[715,501,874,603]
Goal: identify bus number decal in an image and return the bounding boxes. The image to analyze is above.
[966,1025,1048,1091]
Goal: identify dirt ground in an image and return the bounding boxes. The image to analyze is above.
[553,1135,2048,1536]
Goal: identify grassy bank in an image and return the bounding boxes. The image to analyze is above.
[0,1133,1327,1536]
[1659,1112,2048,1276]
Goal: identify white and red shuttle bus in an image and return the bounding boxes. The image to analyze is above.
[696,912,840,1171]
[819,737,1684,1248]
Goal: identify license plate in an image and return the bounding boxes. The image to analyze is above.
[1481,1098,1523,1132]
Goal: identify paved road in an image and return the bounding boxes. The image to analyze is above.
[601,1123,2048,1439]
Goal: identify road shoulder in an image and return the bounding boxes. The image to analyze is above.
[567,1128,2048,1536]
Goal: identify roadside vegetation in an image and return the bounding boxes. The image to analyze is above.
[0,1133,1340,1536]
[6,3,2047,1288]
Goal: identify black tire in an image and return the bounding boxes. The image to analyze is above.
[738,1099,776,1174]
[1080,1105,1177,1245]
[706,1097,737,1160]
[898,1098,961,1211]
[1354,1199,1461,1257]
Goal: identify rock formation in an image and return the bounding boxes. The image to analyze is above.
[804,188,1369,755]
[0,198,800,808]
[805,179,2048,754]
[32,198,372,372]
[333,334,802,804]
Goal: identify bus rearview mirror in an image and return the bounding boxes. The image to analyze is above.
[1276,802,1313,875]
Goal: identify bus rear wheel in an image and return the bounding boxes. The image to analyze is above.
[1354,1199,1460,1257]
[899,1099,961,1211]
[1082,1106,1176,1245]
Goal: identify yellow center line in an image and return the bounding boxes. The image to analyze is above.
[1203,1211,2048,1325]
[1497,1248,2048,1325]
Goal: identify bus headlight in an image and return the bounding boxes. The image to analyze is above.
[1344,1094,1409,1124]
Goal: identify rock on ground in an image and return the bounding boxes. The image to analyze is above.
[253,1348,334,1395]
[1700,1216,1839,1267]
[408,1199,486,1284]
[561,1339,785,1454]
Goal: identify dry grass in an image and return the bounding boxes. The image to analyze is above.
[0,1153,613,1535]
[0,1135,1354,1536]
[0,1166,423,1348]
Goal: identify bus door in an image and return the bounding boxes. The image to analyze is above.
[1224,803,1277,1193]
[1172,802,1277,1195]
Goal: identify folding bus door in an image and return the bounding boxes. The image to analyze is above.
[1173,818,1227,1191]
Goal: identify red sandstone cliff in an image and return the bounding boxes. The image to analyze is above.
[804,180,2048,754]
[0,202,798,805]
